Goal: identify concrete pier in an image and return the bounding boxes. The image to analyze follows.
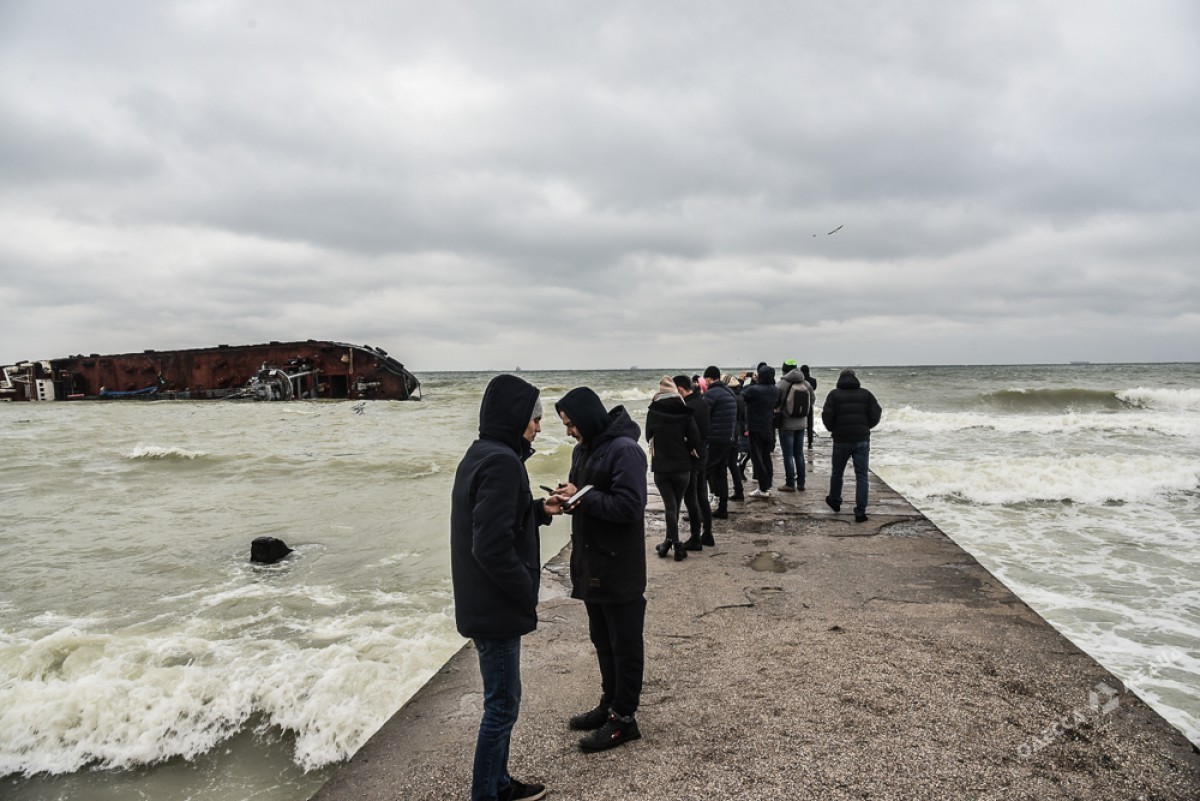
[310,441,1200,800]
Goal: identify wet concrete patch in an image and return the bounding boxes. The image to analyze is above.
[881,519,944,539]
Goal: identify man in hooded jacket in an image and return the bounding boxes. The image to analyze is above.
[554,386,648,753]
[741,364,781,497]
[451,374,562,801]
[821,368,883,522]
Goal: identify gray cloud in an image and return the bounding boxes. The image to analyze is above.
[2,0,1198,370]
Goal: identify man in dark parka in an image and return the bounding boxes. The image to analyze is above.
[821,368,883,522]
[451,374,561,801]
[554,386,648,753]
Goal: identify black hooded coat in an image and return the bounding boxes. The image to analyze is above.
[450,374,551,639]
[821,370,883,443]
[555,387,648,604]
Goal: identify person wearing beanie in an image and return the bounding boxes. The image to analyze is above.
[553,386,648,753]
[800,365,817,449]
[645,377,700,560]
[450,374,563,801]
[701,365,737,522]
[821,368,883,522]
[741,363,781,498]
[776,360,815,492]
[673,374,712,550]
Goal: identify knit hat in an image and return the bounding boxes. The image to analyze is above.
[658,376,678,395]
[722,373,737,386]
[783,359,797,369]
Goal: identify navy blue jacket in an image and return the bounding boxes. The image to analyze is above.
[702,381,738,444]
[450,375,551,639]
[557,388,647,604]
[822,371,883,443]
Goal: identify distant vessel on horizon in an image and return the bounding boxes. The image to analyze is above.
[1069,360,1092,365]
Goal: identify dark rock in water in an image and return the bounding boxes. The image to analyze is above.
[251,536,293,564]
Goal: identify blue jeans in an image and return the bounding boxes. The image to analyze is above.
[778,429,806,488]
[829,440,870,515]
[472,636,522,801]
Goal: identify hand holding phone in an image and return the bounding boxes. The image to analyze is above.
[564,484,593,511]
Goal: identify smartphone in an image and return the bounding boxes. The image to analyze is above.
[565,484,594,508]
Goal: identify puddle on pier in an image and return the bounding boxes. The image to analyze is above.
[748,551,789,573]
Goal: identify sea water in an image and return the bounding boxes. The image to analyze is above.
[1,364,1197,800]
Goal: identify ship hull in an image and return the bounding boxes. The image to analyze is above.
[2,341,421,402]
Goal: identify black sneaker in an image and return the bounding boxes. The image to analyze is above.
[825,496,841,512]
[700,532,715,547]
[855,512,869,523]
[579,710,641,753]
[499,778,547,801]
[682,538,703,552]
[568,701,610,731]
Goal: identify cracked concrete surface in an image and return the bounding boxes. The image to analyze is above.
[310,440,1200,801]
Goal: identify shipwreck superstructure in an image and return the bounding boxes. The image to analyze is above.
[1,340,421,402]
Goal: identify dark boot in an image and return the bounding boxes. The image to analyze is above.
[683,537,703,551]
[655,539,673,558]
[673,541,688,561]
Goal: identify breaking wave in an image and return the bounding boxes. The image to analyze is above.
[883,406,1200,438]
[0,594,461,776]
[878,453,1200,506]
[1118,387,1200,412]
[982,388,1131,412]
[124,444,209,460]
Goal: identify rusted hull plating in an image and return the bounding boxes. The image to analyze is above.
[0,341,421,402]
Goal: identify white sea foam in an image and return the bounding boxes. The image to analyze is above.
[877,453,1200,506]
[124,443,208,460]
[1118,387,1200,412]
[882,405,1200,438]
[0,609,461,775]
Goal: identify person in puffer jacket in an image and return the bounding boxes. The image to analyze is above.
[821,368,883,522]
[554,386,648,754]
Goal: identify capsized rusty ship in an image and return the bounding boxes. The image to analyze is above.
[0,340,421,402]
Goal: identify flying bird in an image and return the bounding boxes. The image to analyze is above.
[827,225,843,235]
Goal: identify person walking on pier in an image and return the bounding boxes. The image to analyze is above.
[645,376,700,561]
[821,368,883,522]
[450,374,562,801]
[554,387,648,753]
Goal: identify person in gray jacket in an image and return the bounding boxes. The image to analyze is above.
[776,360,815,491]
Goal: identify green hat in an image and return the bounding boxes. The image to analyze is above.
[783,358,797,368]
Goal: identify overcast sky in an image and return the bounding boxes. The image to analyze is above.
[2,1,1198,371]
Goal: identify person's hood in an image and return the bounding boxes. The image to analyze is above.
[649,393,692,414]
[757,365,776,384]
[478,374,539,456]
[600,405,642,445]
[781,368,806,384]
[836,369,862,390]
[555,386,612,443]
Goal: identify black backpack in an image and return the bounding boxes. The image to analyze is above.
[785,382,810,418]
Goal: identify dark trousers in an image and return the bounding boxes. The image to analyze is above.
[705,441,732,511]
[472,636,521,801]
[728,442,746,496]
[585,598,646,717]
[829,440,871,515]
[806,409,815,448]
[748,431,775,491]
[683,452,710,538]
[653,470,690,542]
